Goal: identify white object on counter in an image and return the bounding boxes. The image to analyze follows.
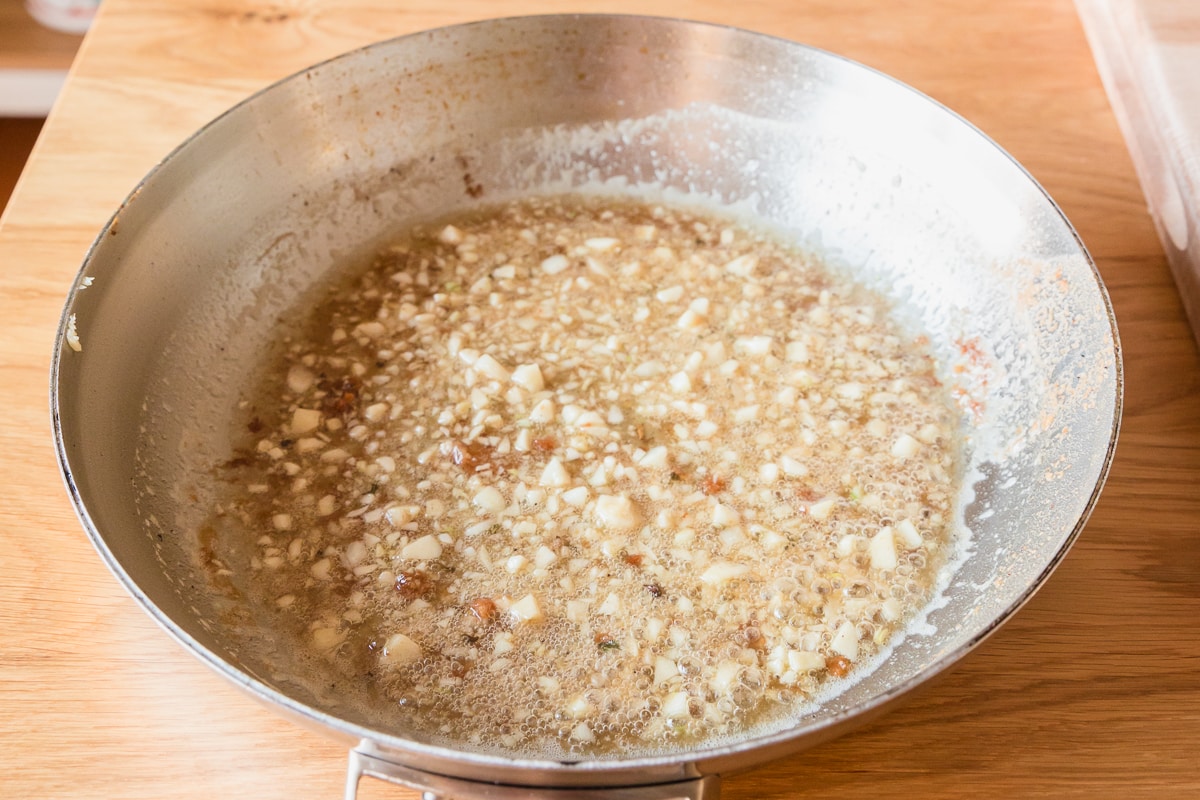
[1076,0,1200,344]
[0,70,67,117]
[25,0,99,35]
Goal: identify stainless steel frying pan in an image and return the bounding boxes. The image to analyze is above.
[51,14,1121,799]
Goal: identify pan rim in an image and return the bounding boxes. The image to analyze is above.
[50,11,1124,786]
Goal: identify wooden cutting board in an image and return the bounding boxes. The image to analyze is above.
[1,1,1198,798]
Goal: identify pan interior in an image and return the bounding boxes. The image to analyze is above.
[55,15,1119,778]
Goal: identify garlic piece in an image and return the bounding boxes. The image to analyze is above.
[724,254,758,277]
[891,433,920,459]
[808,497,837,520]
[474,354,510,382]
[286,365,315,393]
[711,502,739,528]
[661,691,692,719]
[401,534,443,561]
[585,237,619,251]
[668,371,693,394]
[290,408,321,435]
[700,561,749,585]
[381,632,423,665]
[560,486,590,507]
[529,397,556,424]
[869,526,898,571]
[539,457,570,488]
[638,446,669,469]
[895,518,923,548]
[534,545,558,569]
[509,593,544,624]
[541,254,570,274]
[710,660,742,694]
[473,486,506,513]
[830,621,860,661]
[656,285,684,303]
[570,722,595,742]
[597,592,623,615]
[734,335,773,357]
[385,504,420,527]
[511,363,545,392]
[789,651,825,672]
[780,455,807,477]
[593,494,640,530]
[653,656,680,686]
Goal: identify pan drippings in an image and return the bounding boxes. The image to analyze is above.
[208,197,962,757]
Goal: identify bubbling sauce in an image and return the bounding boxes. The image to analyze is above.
[206,197,961,757]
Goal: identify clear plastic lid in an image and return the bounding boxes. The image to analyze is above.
[1076,0,1200,343]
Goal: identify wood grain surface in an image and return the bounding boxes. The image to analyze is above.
[1,1,1197,798]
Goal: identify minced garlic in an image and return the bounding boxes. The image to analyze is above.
[208,196,960,758]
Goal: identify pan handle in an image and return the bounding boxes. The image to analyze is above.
[345,747,721,800]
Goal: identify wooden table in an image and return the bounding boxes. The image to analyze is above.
[2,1,1196,797]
